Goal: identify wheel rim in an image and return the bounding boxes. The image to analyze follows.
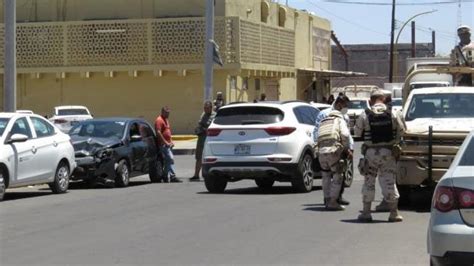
[121,164,129,184]
[0,172,5,191]
[57,166,69,190]
[303,156,313,189]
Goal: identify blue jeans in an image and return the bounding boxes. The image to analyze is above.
[160,145,176,179]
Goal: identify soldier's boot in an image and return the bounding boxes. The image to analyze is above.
[326,198,345,211]
[324,197,330,206]
[388,202,403,223]
[375,199,391,212]
[358,202,373,222]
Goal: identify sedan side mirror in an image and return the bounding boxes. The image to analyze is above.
[6,134,29,144]
[130,135,142,142]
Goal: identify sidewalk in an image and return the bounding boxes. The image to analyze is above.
[172,135,197,155]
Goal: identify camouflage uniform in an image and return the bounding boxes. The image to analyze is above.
[317,110,351,210]
[354,98,403,222]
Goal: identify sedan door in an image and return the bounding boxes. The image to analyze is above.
[7,117,38,185]
[28,116,60,180]
[128,122,148,172]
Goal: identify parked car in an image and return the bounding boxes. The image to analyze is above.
[0,113,76,201]
[16,110,34,114]
[50,105,93,133]
[428,130,474,266]
[310,102,332,111]
[391,97,403,114]
[202,101,321,193]
[346,98,370,134]
[69,118,163,187]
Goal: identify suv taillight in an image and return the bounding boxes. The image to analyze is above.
[207,128,222,137]
[434,186,474,212]
[264,127,296,136]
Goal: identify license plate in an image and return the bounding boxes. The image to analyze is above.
[234,144,251,155]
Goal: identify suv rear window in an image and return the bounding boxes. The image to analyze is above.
[214,106,284,125]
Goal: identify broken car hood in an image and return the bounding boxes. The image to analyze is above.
[71,136,122,156]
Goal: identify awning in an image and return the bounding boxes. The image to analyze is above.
[298,68,368,78]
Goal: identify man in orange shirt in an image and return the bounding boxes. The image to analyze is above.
[155,106,182,183]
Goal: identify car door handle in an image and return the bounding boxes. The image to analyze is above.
[53,141,58,147]
[31,146,37,154]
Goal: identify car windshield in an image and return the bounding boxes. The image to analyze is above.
[0,118,10,137]
[214,106,284,125]
[459,137,474,166]
[348,100,368,110]
[392,99,402,106]
[57,108,89,116]
[405,93,474,121]
[69,121,125,139]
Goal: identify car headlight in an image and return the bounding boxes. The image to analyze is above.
[96,149,113,159]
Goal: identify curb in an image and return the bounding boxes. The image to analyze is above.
[172,135,198,141]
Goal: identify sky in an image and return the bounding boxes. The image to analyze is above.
[283,0,474,55]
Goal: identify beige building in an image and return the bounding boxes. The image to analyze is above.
[0,0,335,133]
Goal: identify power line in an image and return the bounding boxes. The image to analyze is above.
[321,0,474,5]
[305,0,390,36]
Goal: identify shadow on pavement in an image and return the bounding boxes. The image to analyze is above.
[198,185,322,195]
[340,218,391,224]
[3,191,54,202]
[37,180,153,191]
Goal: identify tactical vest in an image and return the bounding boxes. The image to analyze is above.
[317,116,341,148]
[364,109,395,144]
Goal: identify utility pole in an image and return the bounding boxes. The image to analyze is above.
[388,0,396,83]
[4,0,17,112]
[411,21,416,58]
[432,30,436,56]
[204,0,215,102]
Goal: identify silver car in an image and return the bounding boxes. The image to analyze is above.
[428,131,474,266]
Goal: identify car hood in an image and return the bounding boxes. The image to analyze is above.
[70,136,122,156]
[404,118,474,134]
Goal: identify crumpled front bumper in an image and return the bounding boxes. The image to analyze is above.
[72,156,115,181]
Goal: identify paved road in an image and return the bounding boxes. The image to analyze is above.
[0,146,432,265]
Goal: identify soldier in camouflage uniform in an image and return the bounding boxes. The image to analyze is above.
[317,96,352,211]
[354,90,403,222]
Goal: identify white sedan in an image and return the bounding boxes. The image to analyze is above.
[50,105,93,133]
[0,113,76,201]
[428,131,474,265]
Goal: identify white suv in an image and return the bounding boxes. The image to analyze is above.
[202,102,320,193]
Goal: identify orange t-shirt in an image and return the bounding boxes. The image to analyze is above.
[155,115,172,145]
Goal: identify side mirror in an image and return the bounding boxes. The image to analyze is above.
[7,134,29,144]
[130,135,142,142]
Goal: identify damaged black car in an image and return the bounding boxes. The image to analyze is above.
[69,118,164,187]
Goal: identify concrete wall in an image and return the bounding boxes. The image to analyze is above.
[1,0,225,22]
[10,71,227,134]
[331,43,435,87]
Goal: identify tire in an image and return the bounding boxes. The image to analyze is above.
[255,179,275,190]
[0,168,6,201]
[115,160,130,188]
[149,159,164,183]
[49,162,70,194]
[292,153,314,193]
[397,184,411,207]
[204,174,227,193]
[343,158,354,188]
